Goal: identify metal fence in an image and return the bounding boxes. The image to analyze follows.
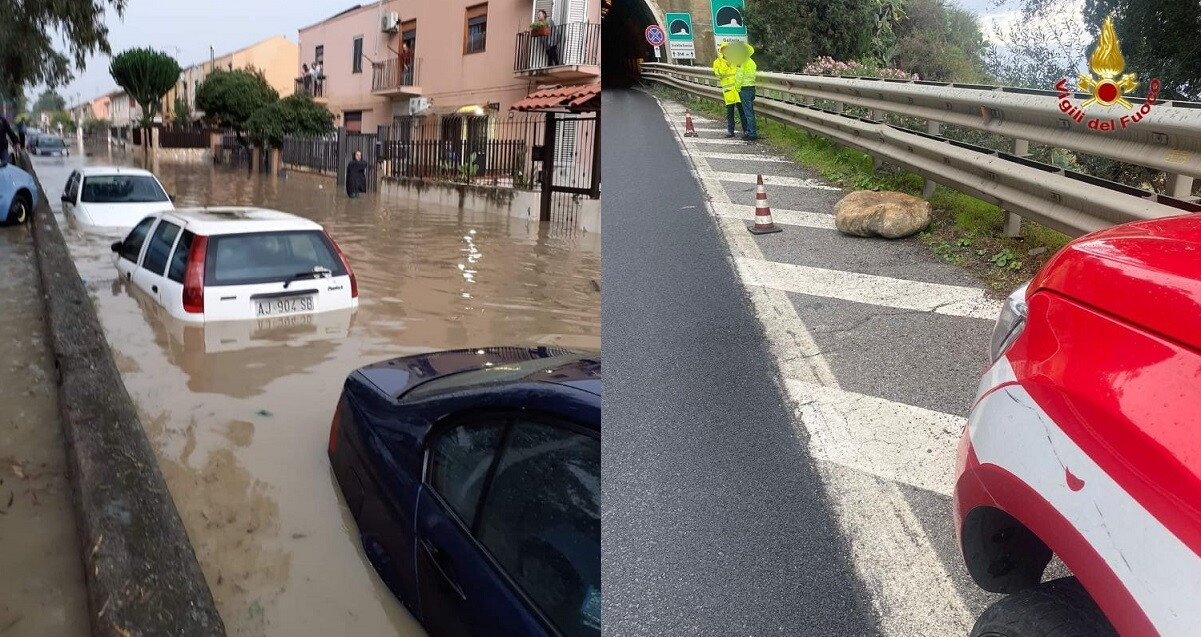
[514,22,601,73]
[294,77,325,99]
[381,113,548,189]
[644,63,1201,237]
[282,134,338,173]
[159,128,210,149]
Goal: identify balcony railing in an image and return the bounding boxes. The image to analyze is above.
[514,22,600,74]
[372,58,421,94]
[295,77,326,99]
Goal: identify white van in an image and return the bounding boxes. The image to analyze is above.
[112,207,358,323]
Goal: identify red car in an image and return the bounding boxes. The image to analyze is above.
[956,215,1201,637]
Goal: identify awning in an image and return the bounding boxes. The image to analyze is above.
[511,83,600,113]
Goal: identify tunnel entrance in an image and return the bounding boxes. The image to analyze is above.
[601,0,660,86]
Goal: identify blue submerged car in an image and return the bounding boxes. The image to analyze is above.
[329,346,601,637]
[0,155,38,226]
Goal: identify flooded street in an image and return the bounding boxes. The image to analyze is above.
[33,144,600,636]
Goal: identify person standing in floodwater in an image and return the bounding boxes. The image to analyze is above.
[346,150,369,198]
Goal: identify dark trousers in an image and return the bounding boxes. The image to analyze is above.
[726,104,739,135]
[546,44,561,66]
[739,87,757,137]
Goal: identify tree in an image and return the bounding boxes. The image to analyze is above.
[109,48,180,126]
[172,95,192,128]
[0,0,128,99]
[31,89,66,117]
[195,68,279,141]
[745,0,876,72]
[50,110,74,132]
[245,94,334,148]
[892,0,986,82]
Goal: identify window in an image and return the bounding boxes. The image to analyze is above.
[352,36,363,73]
[80,175,169,204]
[343,110,363,134]
[142,221,181,276]
[464,4,488,54]
[63,172,79,202]
[427,420,506,523]
[315,45,324,65]
[477,420,600,637]
[204,230,346,286]
[120,217,157,264]
[167,230,195,283]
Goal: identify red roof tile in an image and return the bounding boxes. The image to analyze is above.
[511,83,600,112]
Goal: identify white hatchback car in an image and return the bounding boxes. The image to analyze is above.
[62,166,174,230]
[111,207,359,323]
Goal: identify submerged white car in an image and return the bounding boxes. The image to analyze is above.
[112,207,359,323]
[62,166,174,230]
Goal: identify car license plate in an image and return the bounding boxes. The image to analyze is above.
[254,295,315,317]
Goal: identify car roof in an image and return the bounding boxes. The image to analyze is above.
[79,166,156,178]
[160,207,324,235]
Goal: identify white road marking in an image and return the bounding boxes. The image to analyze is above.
[652,91,975,635]
[736,258,1003,320]
[698,152,789,162]
[712,171,843,191]
[683,138,756,146]
[711,202,836,230]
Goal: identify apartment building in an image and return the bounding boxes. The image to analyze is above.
[297,0,600,133]
[162,35,299,124]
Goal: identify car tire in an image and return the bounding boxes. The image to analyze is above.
[5,192,31,226]
[970,577,1119,637]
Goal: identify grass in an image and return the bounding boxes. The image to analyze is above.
[649,84,1072,292]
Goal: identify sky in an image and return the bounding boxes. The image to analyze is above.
[42,0,354,106]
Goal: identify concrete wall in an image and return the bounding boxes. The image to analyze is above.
[162,36,300,124]
[380,177,600,233]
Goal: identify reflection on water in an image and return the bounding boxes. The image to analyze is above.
[39,147,600,637]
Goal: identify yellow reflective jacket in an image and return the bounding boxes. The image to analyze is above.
[713,43,741,105]
[737,44,757,87]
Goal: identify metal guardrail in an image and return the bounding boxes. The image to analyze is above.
[643,64,1201,237]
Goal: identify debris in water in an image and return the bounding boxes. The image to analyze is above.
[249,600,263,617]
[256,409,273,417]
[10,464,24,479]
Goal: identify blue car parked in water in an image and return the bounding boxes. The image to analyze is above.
[329,346,601,637]
[0,155,38,226]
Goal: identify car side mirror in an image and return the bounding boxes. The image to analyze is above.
[61,194,72,204]
[110,241,122,253]
[168,194,176,202]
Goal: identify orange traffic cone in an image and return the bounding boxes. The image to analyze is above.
[749,174,783,234]
[684,111,698,137]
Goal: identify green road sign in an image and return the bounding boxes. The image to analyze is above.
[710,0,747,37]
[666,13,694,41]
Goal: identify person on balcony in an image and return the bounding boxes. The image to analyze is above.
[538,10,561,66]
[712,42,742,138]
[400,42,413,84]
[301,63,312,94]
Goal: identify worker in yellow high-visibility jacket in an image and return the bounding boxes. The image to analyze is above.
[712,42,742,138]
[735,43,758,141]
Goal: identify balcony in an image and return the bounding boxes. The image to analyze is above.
[294,78,328,103]
[513,22,600,80]
[372,58,422,97]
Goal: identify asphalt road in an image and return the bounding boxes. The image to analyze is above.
[601,87,880,636]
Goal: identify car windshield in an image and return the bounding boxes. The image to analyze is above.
[41,137,66,148]
[205,230,346,286]
[404,353,582,400]
[80,175,168,204]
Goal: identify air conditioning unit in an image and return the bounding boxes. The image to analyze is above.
[381,12,400,33]
[408,97,430,115]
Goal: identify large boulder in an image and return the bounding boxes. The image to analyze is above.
[834,190,931,239]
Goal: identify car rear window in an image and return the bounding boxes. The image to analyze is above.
[81,175,169,204]
[204,230,346,286]
[41,137,66,148]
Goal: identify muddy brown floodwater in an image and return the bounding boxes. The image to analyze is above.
[37,146,600,636]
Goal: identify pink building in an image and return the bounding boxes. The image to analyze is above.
[296,0,600,133]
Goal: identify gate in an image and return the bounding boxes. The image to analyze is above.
[540,111,600,223]
[336,129,380,192]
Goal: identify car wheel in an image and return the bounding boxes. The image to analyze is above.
[970,577,1119,637]
[6,193,31,226]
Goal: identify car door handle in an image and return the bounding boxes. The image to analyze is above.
[420,538,466,601]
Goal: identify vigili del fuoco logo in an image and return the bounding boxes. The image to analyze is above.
[1054,16,1161,131]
